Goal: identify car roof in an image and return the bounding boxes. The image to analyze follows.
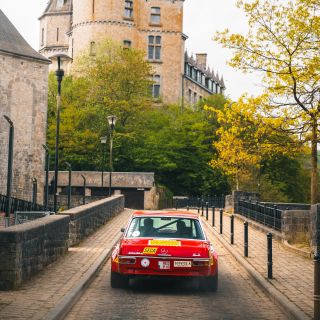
[132,210,199,219]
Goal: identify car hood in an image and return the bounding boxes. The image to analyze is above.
[120,238,210,258]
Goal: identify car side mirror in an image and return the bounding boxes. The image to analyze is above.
[121,228,125,233]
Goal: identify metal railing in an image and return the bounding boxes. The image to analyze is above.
[175,196,225,210]
[0,194,48,214]
[238,200,282,231]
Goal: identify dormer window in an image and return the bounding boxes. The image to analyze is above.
[150,7,161,25]
[124,0,133,19]
[57,0,67,8]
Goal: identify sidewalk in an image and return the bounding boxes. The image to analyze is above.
[0,209,132,320]
[196,209,313,319]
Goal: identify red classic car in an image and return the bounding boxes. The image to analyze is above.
[111,210,218,291]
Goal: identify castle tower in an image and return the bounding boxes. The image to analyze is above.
[39,1,225,104]
[40,0,185,104]
[39,0,72,70]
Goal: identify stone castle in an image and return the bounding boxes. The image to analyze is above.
[0,10,50,203]
[39,0,225,104]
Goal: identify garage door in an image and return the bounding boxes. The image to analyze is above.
[122,189,145,209]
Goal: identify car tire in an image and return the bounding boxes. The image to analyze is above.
[199,273,218,292]
[111,271,129,288]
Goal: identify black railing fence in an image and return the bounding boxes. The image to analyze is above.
[174,196,225,210]
[0,194,48,214]
[238,200,282,231]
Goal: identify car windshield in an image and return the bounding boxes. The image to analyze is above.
[126,216,205,240]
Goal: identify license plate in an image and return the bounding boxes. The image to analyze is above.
[174,261,192,268]
[158,261,170,270]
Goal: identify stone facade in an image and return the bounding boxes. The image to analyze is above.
[48,171,157,209]
[281,210,311,244]
[0,10,50,204]
[39,0,225,104]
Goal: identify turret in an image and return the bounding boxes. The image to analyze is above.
[39,0,72,70]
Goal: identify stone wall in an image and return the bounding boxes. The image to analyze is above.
[62,195,124,246]
[0,215,70,290]
[281,210,310,244]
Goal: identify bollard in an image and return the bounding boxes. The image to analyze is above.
[206,202,209,220]
[187,205,189,211]
[244,221,248,257]
[212,206,215,227]
[201,199,204,216]
[220,209,223,234]
[230,215,234,244]
[197,197,200,213]
[175,199,178,210]
[267,233,273,279]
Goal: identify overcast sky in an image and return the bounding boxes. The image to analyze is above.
[0,0,263,100]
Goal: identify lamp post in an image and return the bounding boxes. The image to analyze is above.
[64,161,72,209]
[42,144,50,210]
[49,54,72,213]
[100,136,107,189]
[107,115,117,197]
[32,178,37,205]
[3,115,14,219]
[81,174,86,205]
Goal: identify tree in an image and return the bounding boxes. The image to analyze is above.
[206,95,303,193]
[47,40,153,170]
[215,0,320,203]
[47,40,230,196]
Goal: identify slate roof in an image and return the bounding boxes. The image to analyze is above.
[184,51,225,88]
[0,10,49,63]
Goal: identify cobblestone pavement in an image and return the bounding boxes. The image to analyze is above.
[66,222,287,320]
[198,209,313,319]
[0,209,133,320]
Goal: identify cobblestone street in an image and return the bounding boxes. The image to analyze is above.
[66,221,287,320]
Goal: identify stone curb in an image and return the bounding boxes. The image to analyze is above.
[46,233,122,320]
[201,217,310,320]
[281,240,312,260]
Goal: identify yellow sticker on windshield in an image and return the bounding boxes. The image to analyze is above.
[143,247,158,254]
[149,240,181,247]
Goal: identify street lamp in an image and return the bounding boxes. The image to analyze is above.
[42,144,50,210]
[64,161,72,209]
[49,54,72,213]
[100,136,107,189]
[107,115,117,197]
[3,115,14,219]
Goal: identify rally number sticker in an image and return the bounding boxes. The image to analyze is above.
[149,240,181,247]
[143,247,158,255]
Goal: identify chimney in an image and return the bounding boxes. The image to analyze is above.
[196,53,207,69]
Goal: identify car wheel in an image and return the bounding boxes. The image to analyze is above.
[199,273,218,292]
[110,271,129,288]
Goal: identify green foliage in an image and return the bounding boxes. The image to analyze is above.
[46,40,229,196]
